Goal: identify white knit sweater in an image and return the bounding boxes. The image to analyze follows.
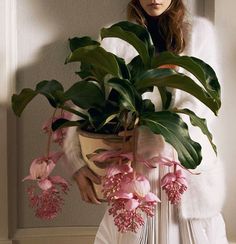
[63,16,225,220]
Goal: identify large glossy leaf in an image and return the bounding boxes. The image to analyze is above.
[175,108,217,154]
[128,56,146,83]
[52,118,82,131]
[64,80,105,109]
[152,52,221,109]
[135,68,220,115]
[12,80,64,116]
[66,45,121,77]
[68,36,100,52]
[106,78,137,112]
[101,22,151,66]
[140,111,202,169]
[115,56,131,80]
[158,87,172,110]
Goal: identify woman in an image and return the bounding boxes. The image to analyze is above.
[64,0,228,243]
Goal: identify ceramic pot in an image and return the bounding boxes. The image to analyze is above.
[78,129,122,201]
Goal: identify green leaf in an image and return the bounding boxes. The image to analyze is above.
[106,78,137,112]
[12,80,64,116]
[175,108,217,154]
[52,118,82,131]
[35,80,64,106]
[115,56,131,80]
[66,45,121,77]
[128,56,146,83]
[141,99,155,113]
[64,80,105,109]
[152,52,221,110]
[140,111,202,169]
[12,89,37,117]
[69,36,99,52]
[87,105,119,133]
[135,68,220,115]
[158,87,172,110]
[101,21,152,66]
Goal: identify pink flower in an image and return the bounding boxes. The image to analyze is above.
[27,183,69,220]
[106,163,133,178]
[42,112,71,146]
[120,174,151,198]
[90,149,133,163]
[23,152,64,190]
[23,152,70,220]
[161,169,188,204]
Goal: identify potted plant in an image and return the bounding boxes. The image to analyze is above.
[12,21,220,231]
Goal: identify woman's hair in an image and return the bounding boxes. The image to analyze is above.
[127,0,188,54]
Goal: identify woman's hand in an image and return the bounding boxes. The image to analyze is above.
[73,166,102,204]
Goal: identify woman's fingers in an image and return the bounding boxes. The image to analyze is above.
[82,167,101,184]
[74,166,102,204]
[86,185,102,204]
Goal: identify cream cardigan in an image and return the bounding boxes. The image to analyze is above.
[63,16,226,220]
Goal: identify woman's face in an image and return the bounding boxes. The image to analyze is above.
[139,0,172,17]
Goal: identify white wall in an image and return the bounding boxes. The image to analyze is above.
[215,0,236,242]
[16,0,129,228]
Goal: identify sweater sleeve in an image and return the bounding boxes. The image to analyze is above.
[63,112,86,175]
[173,17,226,219]
[171,17,221,167]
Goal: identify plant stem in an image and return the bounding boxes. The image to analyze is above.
[46,108,57,158]
[174,163,177,173]
[132,126,137,180]
[122,111,128,152]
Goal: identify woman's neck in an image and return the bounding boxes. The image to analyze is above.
[141,10,167,53]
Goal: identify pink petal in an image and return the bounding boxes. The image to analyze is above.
[114,192,133,199]
[50,175,68,186]
[29,159,48,179]
[90,149,133,162]
[161,173,176,187]
[122,174,151,198]
[120,152,133,160]
[148,156,174,167]
[107,163,133,177]
[144,192,161,202]
[45,160,56,177]
[138,159,157,168]
[38,178,52,190]
[22,175,34,181]
[125,199,140,210]
[176,177,188,187]
[49,151,64,164]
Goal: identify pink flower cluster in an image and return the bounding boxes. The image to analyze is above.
[91,149,190,232]
[161,169,188,204]
[23,112,71,220]
[91,150,160,233]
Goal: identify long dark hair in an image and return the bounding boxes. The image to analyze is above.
[127,0,188,54]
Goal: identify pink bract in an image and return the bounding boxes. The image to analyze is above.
[161,169,188,204]
[120,174,151,198]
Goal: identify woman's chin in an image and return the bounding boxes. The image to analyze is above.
[146,9,165,17]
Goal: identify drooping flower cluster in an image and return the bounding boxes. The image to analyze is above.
[161,169,188,204]
[90,148,192,232]
[23,112,71,220]
[91,150,160,233]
